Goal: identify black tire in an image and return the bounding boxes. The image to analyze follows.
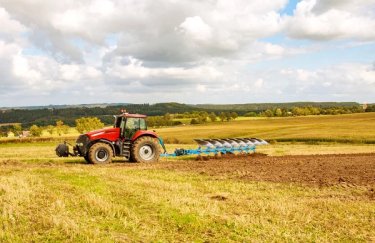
[131,136,160,163]
[55,144,69,157]
[84,154,90,163]
[88,142,113,164]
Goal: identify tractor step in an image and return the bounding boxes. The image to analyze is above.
[122,140,132,160]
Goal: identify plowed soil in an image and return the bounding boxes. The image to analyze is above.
[156,153,375,187]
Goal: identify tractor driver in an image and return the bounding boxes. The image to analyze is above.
[124,118,139,139]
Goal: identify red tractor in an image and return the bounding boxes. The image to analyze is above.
[55,112,166,163]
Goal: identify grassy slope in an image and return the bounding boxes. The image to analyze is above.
[157,113,375,143]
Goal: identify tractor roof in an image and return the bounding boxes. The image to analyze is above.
[119,113,147,118]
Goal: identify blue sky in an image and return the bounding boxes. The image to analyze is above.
[281,0,299,15]
[0,0,374,107]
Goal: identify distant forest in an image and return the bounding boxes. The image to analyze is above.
[0,102,373,127]
[194,102,361,111]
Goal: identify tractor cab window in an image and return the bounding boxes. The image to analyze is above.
[120,117,147,139]
[114,116,122,128]
[124,118,140,139]
[140,118,147,130]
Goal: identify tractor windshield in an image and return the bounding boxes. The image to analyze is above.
[123,118,147,139]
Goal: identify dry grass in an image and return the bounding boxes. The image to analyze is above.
[0,161,374,242]
[0,142,374,241]
[1,113,375,241]
[157,113,375,143]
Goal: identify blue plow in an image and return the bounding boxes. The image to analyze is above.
[160,138,268,158]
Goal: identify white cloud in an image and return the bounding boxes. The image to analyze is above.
[52,9,86,33]
[196,84,207,92]
[285,0,375,40]
[108,56,222,81]
[254,78,264,88]
[264,43,285,56]
[179,16,213,42]
[60,64,102,81]
[279,63,375,96]
[12,54,42,83]
[0,0,374,106]
[0,7,26,36]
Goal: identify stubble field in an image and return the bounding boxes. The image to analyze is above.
[0,113,375,242]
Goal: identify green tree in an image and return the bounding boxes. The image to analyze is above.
[46,125,55,135]
[190,118,199,125]
[264,109,274,117]
[0,126,10,137]
[197,112,208,123]
[11,124,22,137]
[164,113,172,121]
[365,105,375,112]
[219,112,226,122]
[29,125,42,137]
[291,107,303,116]
[275,108,282,117]
[225,112,232,121]
[208,112,217,122]
[230,112,238,120]
[56,120,65,136]
[62,125,70,135]
[75,117,104,134]
[244,112,257,117]
[308,107,320,115]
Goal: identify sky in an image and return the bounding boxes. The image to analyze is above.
[0,0,374,107]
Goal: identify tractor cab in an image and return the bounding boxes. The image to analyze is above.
[114,113,148,140]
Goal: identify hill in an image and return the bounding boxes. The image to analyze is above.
[0,103,202,127]
[0,102,365,127]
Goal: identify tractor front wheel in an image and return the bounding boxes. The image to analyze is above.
[88,142,113,164]
[131,136,160,163]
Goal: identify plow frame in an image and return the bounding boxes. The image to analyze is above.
[160,145,256,157]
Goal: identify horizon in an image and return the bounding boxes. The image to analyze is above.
[0,0,374,106]
[0,100,367,110]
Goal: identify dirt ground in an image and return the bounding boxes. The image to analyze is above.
[155,153,375,188]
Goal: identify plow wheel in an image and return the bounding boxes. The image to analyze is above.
[131,136,160,163]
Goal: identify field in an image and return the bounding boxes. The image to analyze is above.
[160,113,375,144]
[0,113,374,241]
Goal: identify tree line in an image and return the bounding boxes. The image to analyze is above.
[0,103,201,127]
[1,102,372,127]
[256,105,367,117]
[0,117,104,138]
[147,111,239,127]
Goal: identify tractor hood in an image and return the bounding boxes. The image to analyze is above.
[86,127,120,142]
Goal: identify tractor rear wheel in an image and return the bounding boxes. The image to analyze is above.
[88,142,113,164]
[131,136,160,163]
